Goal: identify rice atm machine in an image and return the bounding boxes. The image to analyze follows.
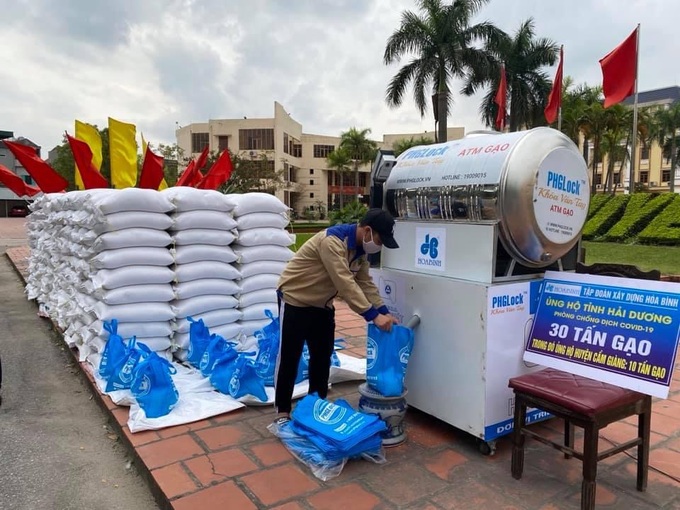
[369,127,591,453]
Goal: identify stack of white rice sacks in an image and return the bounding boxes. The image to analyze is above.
[164,188,243,359]
[26,189,176,362]
[229,193,294,346]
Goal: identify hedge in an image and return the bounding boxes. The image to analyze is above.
[587,193,613,220]
[581,194,630,240]
[601,193,671,242]
[637,194,680,245]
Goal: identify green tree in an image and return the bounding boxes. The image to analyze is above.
[599,105,631,193]
[51,128,112,190]
[219,151,285,194]
[156,142,187,187]
[339,127,378,202]
[653,103,680,193]
[326,147,352,209]
[468,18,558,131]
[392,135,435,156]
[384,0,502,143]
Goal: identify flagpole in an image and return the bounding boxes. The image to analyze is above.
[629,24,640,194]
[557,45,563,131]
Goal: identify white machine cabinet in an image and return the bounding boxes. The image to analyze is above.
[368,128,591,453]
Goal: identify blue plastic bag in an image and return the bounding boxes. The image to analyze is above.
[211,352,268,402]
[99,320,126,380]
[186,316,211,368]
[254,310,280,386]
[131,352,179,419]
[199,334,237,377]
[106,338,153,392]
[366,324,415,397]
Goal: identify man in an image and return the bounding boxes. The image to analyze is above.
[274,208,400,422]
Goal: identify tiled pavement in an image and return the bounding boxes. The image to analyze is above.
[6,245,680,510]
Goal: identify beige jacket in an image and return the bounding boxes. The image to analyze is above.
[278,223,387,320]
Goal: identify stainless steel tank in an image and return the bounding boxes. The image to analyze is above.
[384,127,590,267]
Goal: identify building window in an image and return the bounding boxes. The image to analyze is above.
[314,144,335,158]
[283,133,289,155]
[23,175,34,185]
[639,171,649,183]
[613,172,621,185]
[310,179,314,185]
[310,169,314,175]
[310,192,315,198]
[292,144,302,158]
[217,136,229,152]
[662,169,671,182]
[239,129,274,150]
[641,146,650,160]
[595,173,602,185]
[191,132,209,153]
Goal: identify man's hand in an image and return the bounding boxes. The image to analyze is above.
[373,313,393,332]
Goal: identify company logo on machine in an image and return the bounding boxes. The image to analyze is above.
[546,170,584,195]
[402,145,451,160]
[415,227,446,272]
[491,291,528,314]
[380,276,397,304]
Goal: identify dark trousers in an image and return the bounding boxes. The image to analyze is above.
[274,301,335,414]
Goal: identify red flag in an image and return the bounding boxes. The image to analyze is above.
[189,170,204,188]
[175,160,196,187]
[494,64,507,130]
[65,134,109,189]
[194,145,210,173]
[3,140,67,193]
[600,27,638,108]
[197,150,233,190]
[545,46,564,124]
[0,164,41,197]
[138,146,165,189]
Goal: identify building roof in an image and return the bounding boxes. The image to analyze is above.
[622,86,680,106]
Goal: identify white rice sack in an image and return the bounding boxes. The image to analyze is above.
[174,261,241,282]
[234,261,287,279]
[239,318,276,336]
[173,229,236,246]
[97,284,175,305]
[173,322,243,349]
[93,302,175,322]
[135,336,173,352]
[161,187,234,212]
[90,320,173,338]
[227,192,289,216]
[91,266,175,290]
[174,295,239,318]
[239,274,280,293]
[239,288,278,308]
[175,308,242,333]
[91,247,174,269]
[236,228,294,247]
[84,188,175,214]
[236,212,289,230]
[174,279,240,300]
[93,211,174,234]
[233,245,294,264]
[240,302,278,321]
[171,210,237,231]
[92,228,172,251]
[173,244,238,265]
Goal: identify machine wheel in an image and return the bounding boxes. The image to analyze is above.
[477,439,497,456]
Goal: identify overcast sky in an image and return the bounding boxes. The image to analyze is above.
[0,0,675,153]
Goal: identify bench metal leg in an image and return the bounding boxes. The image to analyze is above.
[511,394,527,480]
[637,397,651,492]
[581,424,598,510]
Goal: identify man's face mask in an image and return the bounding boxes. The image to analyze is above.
[363,228,382,254]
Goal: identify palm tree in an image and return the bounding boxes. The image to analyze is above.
[599,105,631,193]
[393,135,435,156]
[326,148,352,209]
[339,127,378,202]
[467,18,558,131]
[653,103,680,193]
[384,0,502,143]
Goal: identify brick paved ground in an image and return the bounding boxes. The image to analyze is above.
[6,245,680,510]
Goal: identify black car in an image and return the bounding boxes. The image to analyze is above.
[8,205,28,217]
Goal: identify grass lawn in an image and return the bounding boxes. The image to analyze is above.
[291,236,680,275]
[583,241,680,275]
